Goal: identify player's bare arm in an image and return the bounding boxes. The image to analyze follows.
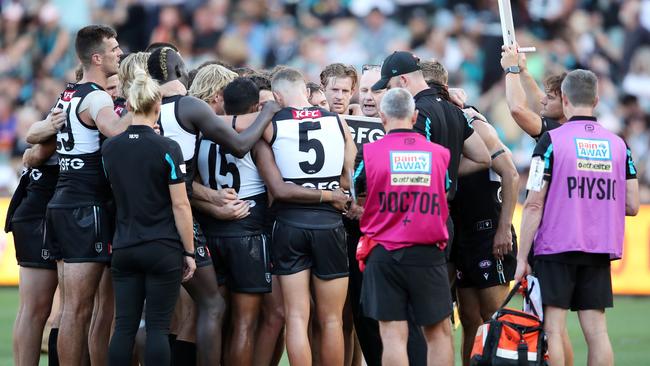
[190,171,250,220]
[22,140,57,168]
[515,179,549,281]
[254,140,349,211]
[184,96,280,158]
[25,111,64,144]
[458,130,491,175]
[501,45,545,137]
[517,51,545,114]
[473,120,519,259]
[626,178,640,216]
[92,106,132,137]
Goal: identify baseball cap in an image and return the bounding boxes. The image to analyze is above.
[371,51,421,91]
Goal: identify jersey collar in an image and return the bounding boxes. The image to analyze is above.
[128,124,156,132]
[387,128,415,134]
[568,115,597,122]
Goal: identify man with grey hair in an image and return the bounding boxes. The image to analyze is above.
[354,88,455,366]
[516,69,639,366]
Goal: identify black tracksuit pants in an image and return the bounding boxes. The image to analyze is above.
[109,242,183,366]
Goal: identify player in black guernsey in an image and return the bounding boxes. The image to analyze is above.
[451,109,520,366]
[256,67,355,366]
[5,141,59,365]
[147,47,280,366]
[24,25,131,365]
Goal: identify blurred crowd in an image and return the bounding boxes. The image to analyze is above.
[2,0,650,201]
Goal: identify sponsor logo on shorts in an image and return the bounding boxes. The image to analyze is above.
[456,270,463,280]
[265,273,271,283]
[41,249,50,260]
[30,169,42,181]
[483,273,489,280]
[390,151,432,186]
[197,246,206,257]
[95,242,103,253]
[476,220,493,231]
[479,260,492,269]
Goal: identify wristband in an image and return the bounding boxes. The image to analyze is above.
[182,250,196,259]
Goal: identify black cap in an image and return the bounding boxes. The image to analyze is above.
[372,51,421,91]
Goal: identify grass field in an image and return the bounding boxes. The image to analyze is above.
[0,287,648,365]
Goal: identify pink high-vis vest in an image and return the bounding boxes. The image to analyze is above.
[360,131,450,251]
[534,120,628,259]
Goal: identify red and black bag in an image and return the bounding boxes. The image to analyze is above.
[470,280,548,365]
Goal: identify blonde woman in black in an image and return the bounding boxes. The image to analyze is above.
[102,68,195,365]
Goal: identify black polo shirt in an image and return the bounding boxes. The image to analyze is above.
[102,124,186,249]
[412,86,474,200]
[532,116,562,141]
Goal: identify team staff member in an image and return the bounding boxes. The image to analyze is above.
[500,45,576,366]
[264,67,356,366]
[103,68,195,366]
[5,140,58,366]
[25,25,130,366]
[355,88,453,366]
[501,45,567,140]
[371,54,490,307]
[372,51,490,201]
[516,70,640,366]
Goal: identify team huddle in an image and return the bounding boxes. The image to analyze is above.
[5,24,639,366]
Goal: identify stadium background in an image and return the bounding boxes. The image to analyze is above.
[0,0,649,364]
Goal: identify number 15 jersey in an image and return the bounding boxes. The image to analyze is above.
[270,107,345,225]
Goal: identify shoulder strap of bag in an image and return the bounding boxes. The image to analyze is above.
[499,280,540,318]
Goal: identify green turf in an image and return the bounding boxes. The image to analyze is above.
[0,287,648,365]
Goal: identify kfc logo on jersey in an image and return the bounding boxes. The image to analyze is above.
[292,109,322,119]
[62,89,76,101]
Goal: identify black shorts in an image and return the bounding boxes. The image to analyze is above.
[534,257,613,311]
[206,234,272,293]
[12,219,56,269]
[361,245,452,326]
[45,205,112,263]
[271,220,348,279]
[193,222,212,268]
[453,230,517,289]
